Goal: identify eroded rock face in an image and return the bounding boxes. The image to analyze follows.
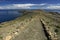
[39,11,60,40]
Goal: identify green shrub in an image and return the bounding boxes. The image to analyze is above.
[56,26,60,28]
[0,26,2,28]
[54,29,59,33]
[31,16,33,18]
[0,35,3,39]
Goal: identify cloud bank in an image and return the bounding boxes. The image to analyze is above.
[0,4,36,9]
[0,3,60,9]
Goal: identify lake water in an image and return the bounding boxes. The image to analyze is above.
[0,9,60,23]
[0,10,22,23]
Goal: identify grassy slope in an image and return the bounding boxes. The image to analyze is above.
[0,10,60,40]
[0,11,47,40]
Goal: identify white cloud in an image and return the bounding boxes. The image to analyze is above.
[46,5,60,9]
[12,4,36,8]
[0,4,36,9]
[0,3,60,9]
[0,7,3,9]
[39,3,60,9]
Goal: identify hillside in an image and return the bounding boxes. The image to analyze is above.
[0,10,60,40]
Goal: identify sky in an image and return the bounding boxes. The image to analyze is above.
[0,0,60,9]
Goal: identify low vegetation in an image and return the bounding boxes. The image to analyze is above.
[0,10,60,40]
[0,35,3,39]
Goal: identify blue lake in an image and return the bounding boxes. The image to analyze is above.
[0,10,22,23]
[0,9,60,23]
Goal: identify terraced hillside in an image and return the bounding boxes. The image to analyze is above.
[0,10,60,40]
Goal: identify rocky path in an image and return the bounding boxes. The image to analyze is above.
[12,17,47,40]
